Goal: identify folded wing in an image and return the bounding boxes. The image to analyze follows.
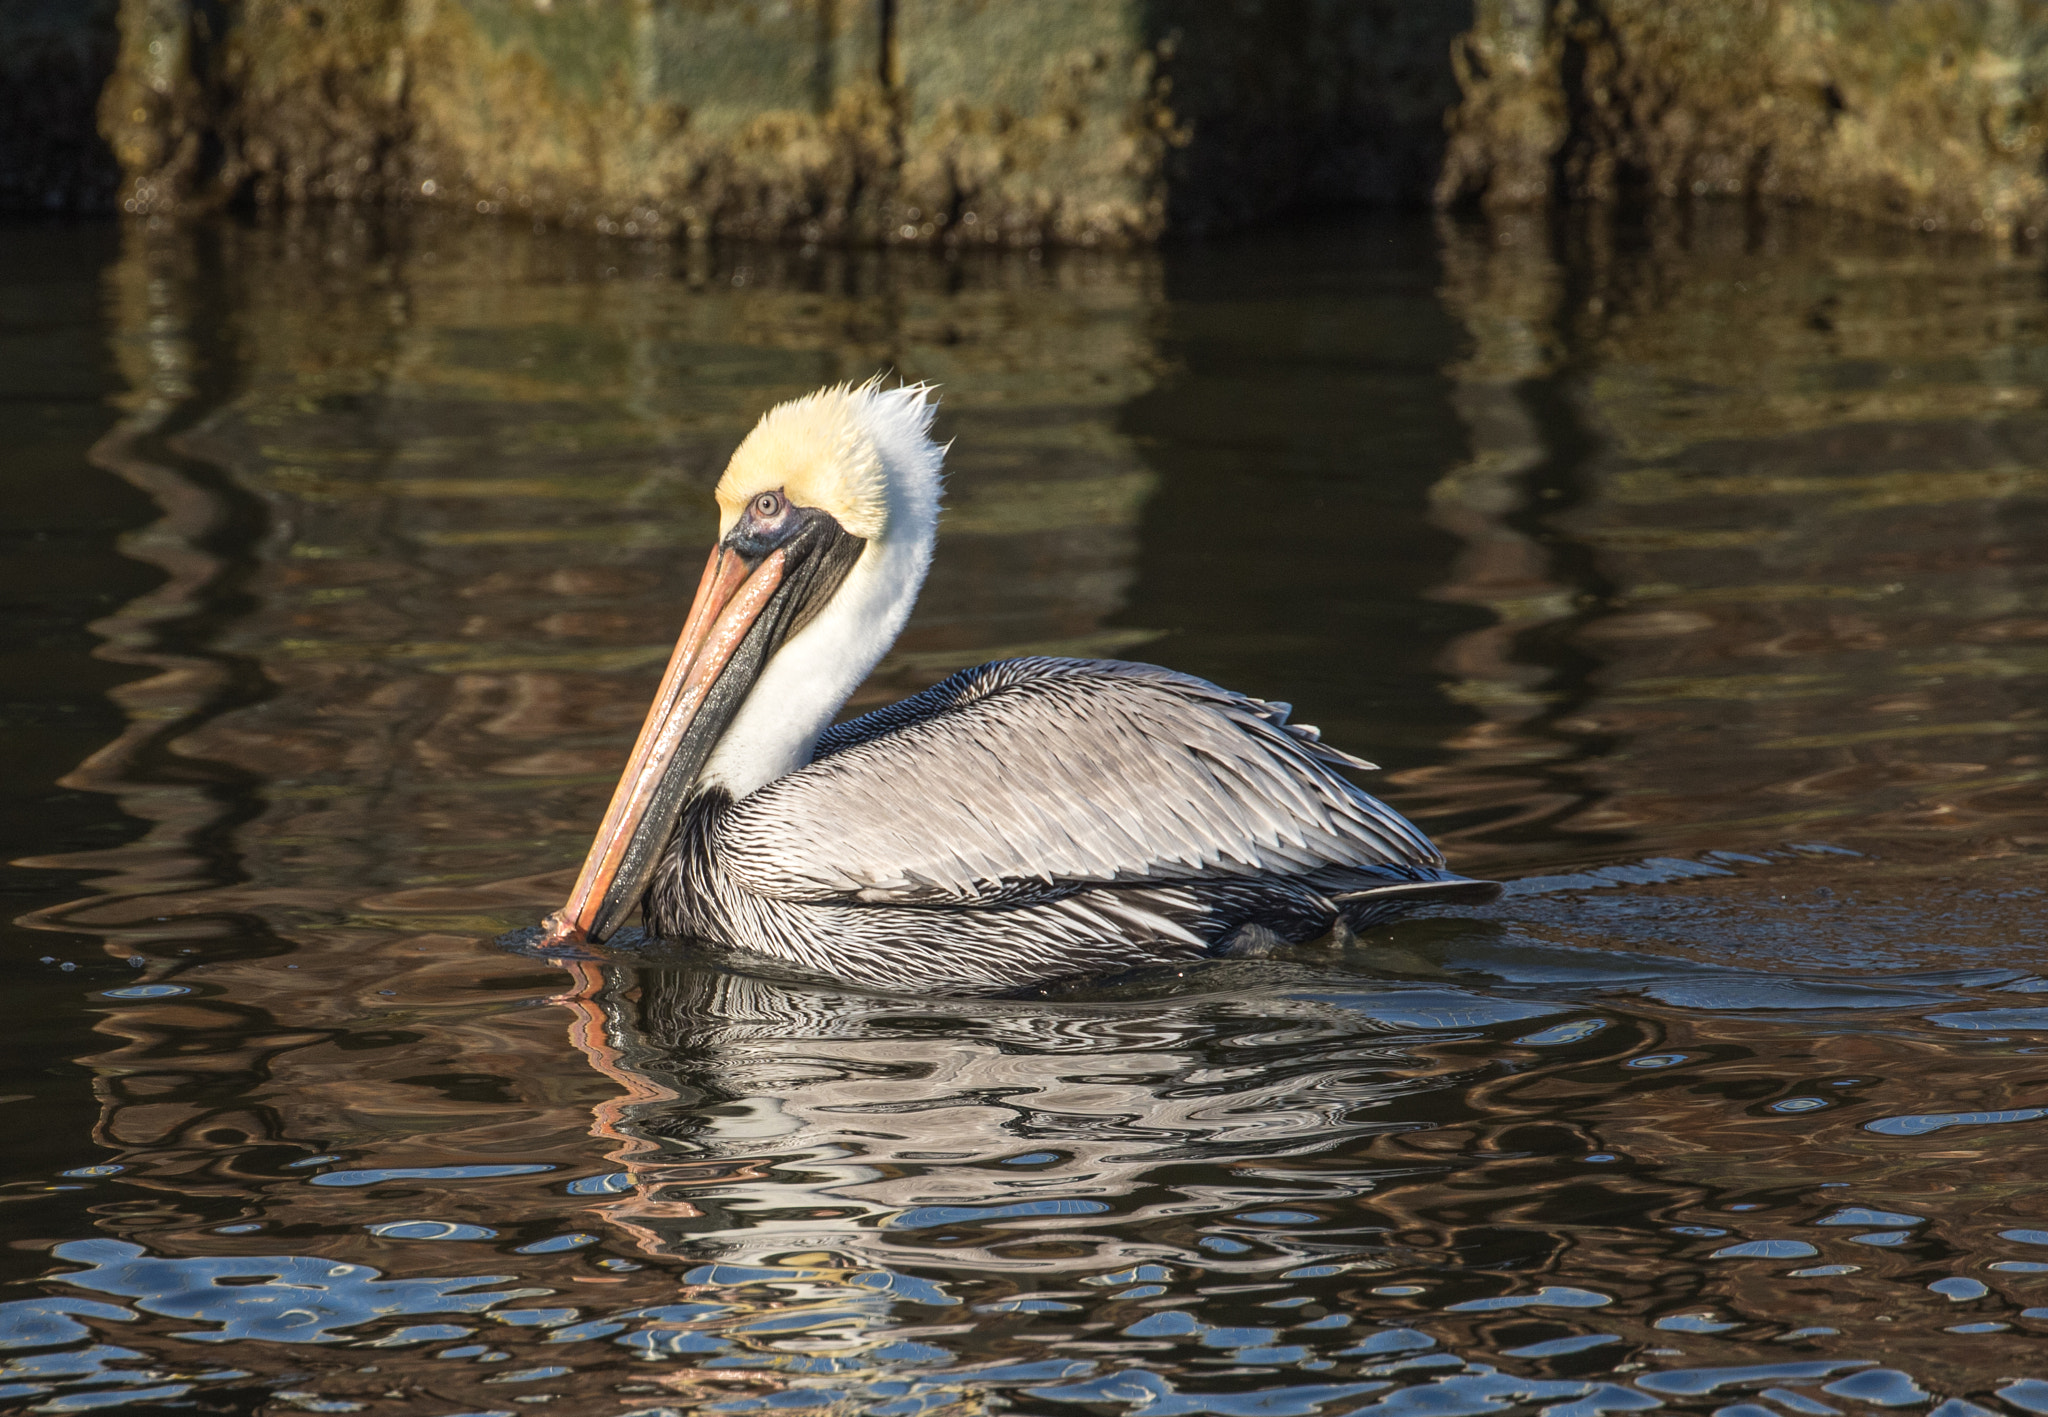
[713,657,1444,906]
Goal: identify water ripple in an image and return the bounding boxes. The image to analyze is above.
[50,1241,526,1343]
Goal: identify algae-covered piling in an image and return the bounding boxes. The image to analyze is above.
[26,0,2048,242]
[91,0,1462,244]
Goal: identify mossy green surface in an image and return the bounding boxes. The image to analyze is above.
[95,0,1477,243]
[94,0,2048,242]
[1443,0,2048,238]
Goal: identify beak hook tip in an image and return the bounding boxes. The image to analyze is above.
[539,911,592,949]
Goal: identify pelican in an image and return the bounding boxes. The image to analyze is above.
[540,380,1498,992]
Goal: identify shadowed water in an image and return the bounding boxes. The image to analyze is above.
[3,207,2047,1415]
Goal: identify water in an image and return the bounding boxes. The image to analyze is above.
[4,205,2047,1414]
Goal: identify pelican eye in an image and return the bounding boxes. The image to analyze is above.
[752,491,783,519]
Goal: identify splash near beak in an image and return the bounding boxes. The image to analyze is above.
[542,544,787,946]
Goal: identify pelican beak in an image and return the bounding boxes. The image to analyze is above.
[541,509,863,946]
[540,544,785,946]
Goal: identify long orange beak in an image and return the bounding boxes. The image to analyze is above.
[541,544,787,946]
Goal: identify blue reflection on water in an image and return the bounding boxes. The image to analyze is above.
[1815,1207,1923,1227]
[1635,1361,1870,1396]
[309,1164,555,1187]
[361,1324,475,1347]
[1655,1313,1736,1333]
[1867,1107,2048,1136]
[1824,1369,1933,1405]
[543,1321,626,1344]
[1709,1240,1817,1260]
[15,1224,2039,1417]
[1338,1330,1434,1355]
[888,1197,1113,1229]
[1125,1310,1201,1338]
[1502,1334,1622,1358]
[25,914,2048,1411]
[514,1233,598,1254]
[1443,1286,1611,1313]
[1514,1018,1610,1046]
[1927,1007,2048,1031]
[676,1265,953,1306]
[1032,1367,1397,1416]
[493,1308,578,1327]
[486,1365,570,1383]
[50,1240,526,1342]
[1927,1277,1989,1301]
[2002,1379,2048,1413]
[35,1381,201,1411]
[0,1299,136,1350]
[564,1172,633,1195]
[368,1221,498,1241]
[0,1342,252,1408]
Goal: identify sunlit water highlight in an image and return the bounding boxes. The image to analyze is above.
[2,207,2046,1413]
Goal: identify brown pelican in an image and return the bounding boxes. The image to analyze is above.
[540,380,1497,991]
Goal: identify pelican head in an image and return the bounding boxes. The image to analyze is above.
[545,380,943,945]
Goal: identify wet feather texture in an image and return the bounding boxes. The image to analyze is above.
[648,657,1495,992]
[744,657,1439,898]
[565,383,1502,990]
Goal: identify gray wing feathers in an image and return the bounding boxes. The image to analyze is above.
[721,657,1443,905]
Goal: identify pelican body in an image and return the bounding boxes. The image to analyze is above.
[541,382,1498,992]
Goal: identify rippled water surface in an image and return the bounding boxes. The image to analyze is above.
[5,208,2048,1415]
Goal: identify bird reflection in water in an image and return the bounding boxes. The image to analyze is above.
[544,952,1488,1282]
[535,948,2048,1405]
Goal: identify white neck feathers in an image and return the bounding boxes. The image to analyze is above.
[698,383,943,799]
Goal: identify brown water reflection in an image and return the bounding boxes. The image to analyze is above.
[1419,214,2048,873]
[3,208,2047,1411]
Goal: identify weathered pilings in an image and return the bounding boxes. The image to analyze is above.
[87,0,1464,243]
[22,1,2048,242]
[1441,0,2048,240]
